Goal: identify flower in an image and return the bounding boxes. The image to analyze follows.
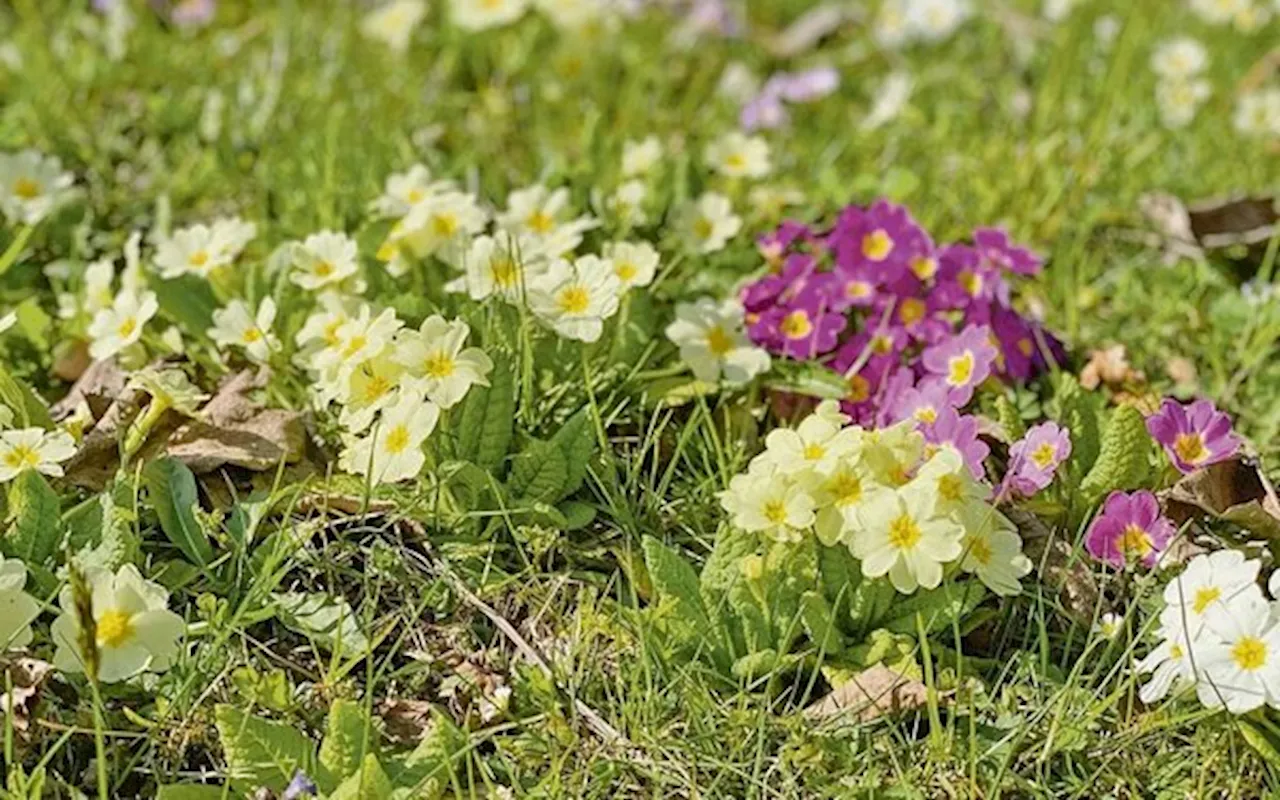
[1156,78,1211,129]
[497,185,597,257]
[1002,421,1071,498]
[861,71,914,131]
[664,298,771,384]
[905,0,972,42]
[384,189,489,269]
[621,136,662,177]
[338,394,440,484]
[851,483,965,594]
[607,180,649,226]
[921,324,997,405]
[371,163,453,218]
[956,503,1031,596]
[920,408,989,480]
[602,241,659,290]
[1151,37,1208,79]
[313,305,404,380]
[291,231,360,291]
[394,315,493,408]
[51,564,186,683]
[1159,550,1260,639]
[88,288,159,360]
[451,0,529,30]
[154,218,256,279]
[681,192,742,253]
[361,0,427,52]
[128,368,209,416]
[760,402,861,475]
[0,555,40,651]
[1196,597,1280,713]
[720,472,816,542]
[1234,89,1280,137]
[527,255,622,343]
[448,233,547,302]
[1136,621,1196,703]
[335,355,405,433]
[0,427,66,480]
[208,297,278,363]
[0,149,76,224]
[704,132,771,179]
[1085,490,1177,568]
[1145,398,1240,474]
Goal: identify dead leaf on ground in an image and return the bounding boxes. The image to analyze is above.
[50,358,127,422]
[1138,191,1278,273]
[804,664,940,722]
[1008,508,1106,624]
[1161,456,1280,540]
[1080,345,1144,391]
[0,657,54,733]
[378,699,438,743]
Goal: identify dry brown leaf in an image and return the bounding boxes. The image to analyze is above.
[1161,456,1280,540]
[50,358,127,422]
[1165,357,1198,391]
[0,657,54,733]
[1079,345,1142,391]
[1008,508,1106,624]
[378,699,438,743]
[804,664,935,722]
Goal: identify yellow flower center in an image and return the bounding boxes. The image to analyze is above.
[967,535,992,565]
[803,443,825,461]
[1118,524,1153,558]
[190,249,210,268]
[117,316,139,339]
[762,499,788,524]
[938,473,963,503]
[12,177,40,199]
[432,213,459,237]
[827,471,862,505]
[705,326,734,356]
[693,217,715,241]
[3,444,40,470]
[1170,642,1183,659]
[363,374,392,402]
[407,188,425,203]
[1192,586,1221,615]
[845,280,872,299]
[423,352,456,378]
[947,352,975,387]
[847,374,870,403]
[556,286,591,314]
[779,310,812,340]
[724,152,747,170]
[491,258,519,288]
[525,210,555,234]
[862,229,893,261]
[1030,442,1056,469]
[313,260,334,278]
[342,335,368,358]
[898,297,926,325]
[913,406,937,424]
[383,424,411,455]
[96,609,134,648]
[1173,433,1207,466]
[871,334,894,355]
[615,261,638,282]
[910,256,937,280]
[1232,636,1267,671]
[958,269,982,297]
[887,513,922,550]
[377,241,399,262]
[323,320,344,346]
[1017,338,1034,357]
[241,327,263,344]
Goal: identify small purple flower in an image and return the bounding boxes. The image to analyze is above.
[1002,421,1071,498]
[1085,490,1176,568]
[829,200,922,282]
[283,771,318,799]
[740,254,816,313]
[1145,398,1241,474]
[989,304,1039,381]
[756,221,815,266]
[741,92,788,130]
[761,302,846,359]
[973,227,1042,277]
[881,376,954,427]
[934,243,1009,315]
[921,324,998,405]
[769,66,840,103]
[922,407,990,480]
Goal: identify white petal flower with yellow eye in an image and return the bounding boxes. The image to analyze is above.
[906,0,972,41]
[1234,89,1280,137]
[361,0,428,52]
[909,446,988,516]
[51,564,186,683]
[394,316,493,408]
[291,231,360,291]
[704,132,772,179]
[664,297,770,385]
[621,136,662,178]
[128,368,208,416]
[851,485,964,594]
[336,355,406,433]
[1156,78,1211,129]
[1159,550,1261,639]
[497,185,598,257]
[0,149,76,225]
[295,293,362,355]
[761,412,862,476]
[607,180,649,226]
[1196,596,1280,714]
[79,258,117,318]
[1137,621,1198,704]
[527,255,622,343]
[339,394,439,485]
[208,297,278,363]
[386,190,489,268]
[720,473,815,543]
[154,217,256,280]
[860,421,926,488]
[448,233,548,302]
[88,288,158,360]
[452,0,529,30]
[955,503,1031,597]
[313,305,404,379]
[602,241,658,290]
[812,457,883,547]
[681,192,742,254]
[372,163,455,218]
[0,555,40,651]
[1151,37,1207,80]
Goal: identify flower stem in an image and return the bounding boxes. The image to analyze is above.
[0,224,35,278]
[123,398,172,460]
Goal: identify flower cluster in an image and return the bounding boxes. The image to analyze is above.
[0,149,76,225]
[1138,551,1280,714]
[719,401,1033,596]
[1150,37,1211,129]
[740,200,1061,426]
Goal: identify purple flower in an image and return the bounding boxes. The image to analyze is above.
[741,92,789,131]
[740,253,817,313]
[829,200,922,283]
[989,305,1039,381]
[1145,398,1241,474]
[166,0,217,27]
[769,67,840,103]
[973,227,1042,277]
[881,375,954,427]
[758,303,846,359]
[922,407,990,480]
[921,324,998,405]
[283,770,318,799]
[1085,490,1176,568]
[1002,421,1071,498]
[934,243,1009,316]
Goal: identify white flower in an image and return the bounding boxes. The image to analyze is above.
[716,62,761,103]
[497,185,598,257]
[372,163,455,219]
[1095,612,1124,640]
[154,218,256,279]
[208,297,278,363]
[383,190,489,270]
[621,136,662,177]
[906,0,972,42]
[0,149,75,225]
[1234,89,1280,137]
[873,0,913,48]
[607,180,649,226]
[0,555,40,651]
[747,185,805,218]
[527,255,622,343]
[720,472,815,542]
[812,457,880,546]
[88,288,158,360]
[681,192,742,254]
[1156,78,1211,129]
[1151,37,1208,80]
[664,297,770,384]
[1137,621,1197,704]
[602,241,658,290]
[339,394,440,485]
[850,484,964,594]
[954,503,1030,597]
[452,0,529,30]
[291,231,360,291]
[704,132,771,179]
[862,71,914,131]
[1160,550,1262,639]
[761,408,861,476]
[447,233,547,302]
[1042,0,1077,21]
[295,293,361,355]
[1196,596,1280,713]
[361,0,428,52]
[79,259,117,318]
[128,368,209,416]
[1189,0,1251,24]
[394,315,493,408]
[336,355,406,432]
[51,564,186,683]
[314,305,404,380]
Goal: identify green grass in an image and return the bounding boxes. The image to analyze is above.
[1,0,1279,798]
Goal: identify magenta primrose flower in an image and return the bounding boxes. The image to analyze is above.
[922,406,990,480]
[883,376,955,427]
[921,324,998,405]
[1085,490,1176,568]
[1002,421,1072,498]
[1145,398,1241,474]
[973,227,1043,277]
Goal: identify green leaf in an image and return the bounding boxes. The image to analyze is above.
[880,580,987,636]
[330,754,394,800]
[143,457,213,566]
[72,491,138,572]
[0,363,53,430]
[817,543,862,623]
[763,361,849,400]
[800,590,845,654]
[642,535,710,633]
[1079,404,1153,505]
[152,274,219,337]
[558,500,597,530]
[214,704,315,794]
[273,591,371,655]
[1241,719,1280,770]
[507,439,567,502]
[453,352,514,471]
[3,470,62,565]
[155,786,227,800]
[319,700,375,791]
[385,709,468,798]
[549,408,597,498]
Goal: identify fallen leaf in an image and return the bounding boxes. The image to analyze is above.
[1080,345,1142,391]
[0,657,54,733]
[1187,195,1278,251]
[804,664,936,722]
[378,699,437,743]
[1164,357,1198,391]
[51,340,93,383]
[1009,508,1106,625]
[50,358,126,422]
[1161,456,1280,540]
